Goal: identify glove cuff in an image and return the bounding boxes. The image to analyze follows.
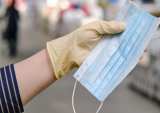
[47,42,61,79]
[46,36,74,79]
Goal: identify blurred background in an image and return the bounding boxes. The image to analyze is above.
[1,0,160,113]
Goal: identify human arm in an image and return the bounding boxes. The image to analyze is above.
[0,49,54,113]
[0,21,125,113]
[15,49,55,105]
[15,21,125,105]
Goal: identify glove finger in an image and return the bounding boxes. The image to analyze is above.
[95,21,125,35]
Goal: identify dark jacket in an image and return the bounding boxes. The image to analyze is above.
[4,6,20,39]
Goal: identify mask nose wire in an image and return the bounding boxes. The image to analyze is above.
[72,79,104,113]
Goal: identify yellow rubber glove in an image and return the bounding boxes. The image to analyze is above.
[47,21,125,79]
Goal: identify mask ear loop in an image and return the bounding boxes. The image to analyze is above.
[72,80,78,113]
[72,79,104,113]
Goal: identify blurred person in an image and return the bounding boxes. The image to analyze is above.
[27,0,39,28]
[3,0,20,57]
[141,0,154,3]
[0,20,125,113]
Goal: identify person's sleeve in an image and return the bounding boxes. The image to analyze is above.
[0,64,24,113]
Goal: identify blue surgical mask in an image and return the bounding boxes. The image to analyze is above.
[72,2,160,113]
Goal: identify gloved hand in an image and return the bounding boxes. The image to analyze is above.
[47,21,125,79]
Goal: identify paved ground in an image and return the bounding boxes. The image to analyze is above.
[0,14,160,113]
